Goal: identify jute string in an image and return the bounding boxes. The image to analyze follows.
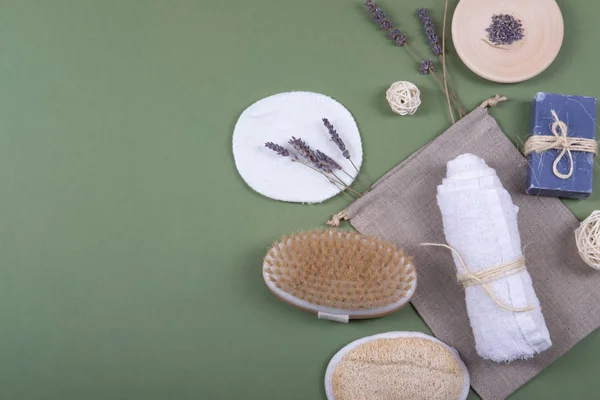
[421,243,535,312]
[326,210,348,227]
[479,94,507,108]
[523,109,598,179]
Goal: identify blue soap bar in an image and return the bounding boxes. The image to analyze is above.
[526,92,597,199]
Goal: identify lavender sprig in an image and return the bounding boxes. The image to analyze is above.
[321,118,363,179]
[417,6,464,119]
[265,142,289,157]
[419,60,434,74]
[418,8,442,56]
[322,118,350,160]
[364,0,407,47]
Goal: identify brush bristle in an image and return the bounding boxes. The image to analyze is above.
[263,230,416,311]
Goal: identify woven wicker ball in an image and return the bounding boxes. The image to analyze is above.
[386,81,421,116]
[575,210,600,271]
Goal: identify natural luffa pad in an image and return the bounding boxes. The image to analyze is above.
[526,92,597,198]
[343,106,600,400]
[324,332,470,400]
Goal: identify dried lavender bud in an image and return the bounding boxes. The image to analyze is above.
[389,28,401,40]
[373,9,386,24]
[417,8,442,56]
[265,142,289,157]
[288,136,326,171]
[427,32,439,46]
[395,34,407,46]
[419,59,434,74]
[380,18,392,30]
[365,0,376,12]
[322,118,350,159]
[485,14,524,45]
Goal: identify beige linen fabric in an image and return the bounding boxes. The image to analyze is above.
[344,106,600,400]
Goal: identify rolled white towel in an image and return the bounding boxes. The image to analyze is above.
[434,153,551,362]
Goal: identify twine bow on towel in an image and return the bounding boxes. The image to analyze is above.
[421,243,534,313]
[523,109,598,179]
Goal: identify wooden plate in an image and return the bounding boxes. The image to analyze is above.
[452,0,564,83]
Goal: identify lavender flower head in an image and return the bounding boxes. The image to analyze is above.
[417,8,442,56]
[364,0,407,46]
[288,136,327,171]
[322,118,350,160]
[316,150,342,172]
[265,142,289,157]
[419,59,434,74]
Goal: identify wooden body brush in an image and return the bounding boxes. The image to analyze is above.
[262,230,417,322]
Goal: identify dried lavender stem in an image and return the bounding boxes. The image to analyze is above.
[430,70,455,123]
[403,44,422,65]
[326,176,356,200]
[435,61,464,117]
[348,159,371,189]
[436,57,463,115]
[419,7,454,122]
[340,168,356,181]
[441,0,453,123]
[349,159,360,175]
[330,171,363,197]
[339,163,368,190]
[294,158,360,198]
[443,71,465,117]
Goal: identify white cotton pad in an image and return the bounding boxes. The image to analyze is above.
[325,332,470,400]
[232,92,363,203]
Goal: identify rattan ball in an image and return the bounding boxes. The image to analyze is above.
[386,81,421,116]
[575,210,600,271]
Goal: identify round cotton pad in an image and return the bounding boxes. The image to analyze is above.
[325,332,470,400]
[232,92,363,203]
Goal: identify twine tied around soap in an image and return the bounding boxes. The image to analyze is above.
[421,243,535,313]
[523,109,598,180]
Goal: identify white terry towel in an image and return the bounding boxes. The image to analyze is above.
[435,153,552,362]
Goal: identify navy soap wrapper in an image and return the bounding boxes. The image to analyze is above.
[526,92,597,199]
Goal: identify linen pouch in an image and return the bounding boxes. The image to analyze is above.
[335,100,600,400]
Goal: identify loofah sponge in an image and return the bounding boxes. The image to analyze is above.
[325,332,470,400]
[262,229,417,321]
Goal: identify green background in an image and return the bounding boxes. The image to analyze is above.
[0,0,597,399]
